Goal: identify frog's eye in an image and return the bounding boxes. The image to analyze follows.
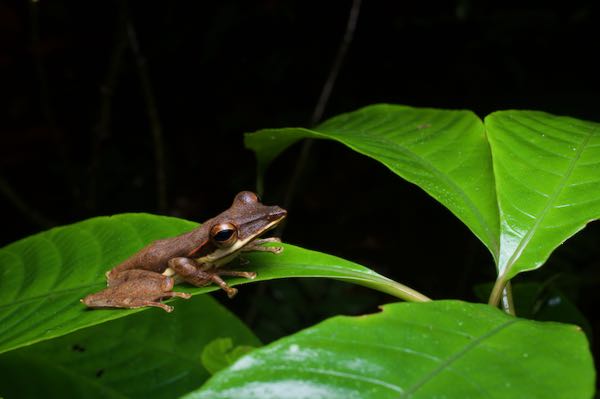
[210,223,238,247]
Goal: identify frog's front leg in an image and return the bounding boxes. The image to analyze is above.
[168,257,256,298]
[81,270,191,312]
[241,237,284,254]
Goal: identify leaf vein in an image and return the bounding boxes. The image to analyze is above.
[500,124,596,276]
[401,318,519,397]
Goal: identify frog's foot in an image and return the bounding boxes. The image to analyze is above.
[168,257,257,298]
[124,291,192,312]
[121,298,175,313]
[242,237,284,254]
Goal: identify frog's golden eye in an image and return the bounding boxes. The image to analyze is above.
[210,223,238,247]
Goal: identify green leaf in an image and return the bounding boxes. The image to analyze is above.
[486,111,600,280]
[0,295,260,399]
[201,337,256,375]
[246,104,500,262]
[0,213,419,355]
[247,105,600,286]
[185,301,594,399]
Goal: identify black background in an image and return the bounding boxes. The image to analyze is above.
[1,0,599,370]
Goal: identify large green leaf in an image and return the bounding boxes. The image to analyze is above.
[246,104,500,262]
[246,105,600,288]
[185,300,594,399]
[0,295,259,399]
[0,213,421,355]
[486,111,600,280]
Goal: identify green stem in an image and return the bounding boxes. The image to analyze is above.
[340,276,431,302]
[501,281,515,315]
[382,280,431,302]
[488,276,506,307]
[489,276,515,315]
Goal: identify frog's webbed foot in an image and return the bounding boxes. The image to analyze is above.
[168,257,257,298]
[242,237,284,254]
[82,270,191,312]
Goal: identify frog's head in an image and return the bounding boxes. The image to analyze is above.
[209,191,287,248]
[189,191,286,263]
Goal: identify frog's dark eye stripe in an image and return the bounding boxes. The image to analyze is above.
[210,222,238,247]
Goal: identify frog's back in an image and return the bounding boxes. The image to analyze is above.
[107,228,201,277]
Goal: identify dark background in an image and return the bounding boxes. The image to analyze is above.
[1,0,599,366]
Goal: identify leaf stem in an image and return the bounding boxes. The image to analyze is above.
[501,281,515,315]
[488,276,505,307]
[488,277,515,314]
[382,280,431,302]
[343,276,431,302]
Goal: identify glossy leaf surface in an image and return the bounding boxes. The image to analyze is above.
[0,295,259,398]
[246,104,500,261]
[486,111,600,279]
[186,300,594,399]
[246,105,600,281]
[0,214,416,355]
[201,337,256,375]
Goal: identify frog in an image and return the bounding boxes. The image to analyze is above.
[81,191,286,312]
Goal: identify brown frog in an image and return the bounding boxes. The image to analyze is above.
[81,191,286,312]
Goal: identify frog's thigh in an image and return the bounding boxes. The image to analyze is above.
[108,269,173,288]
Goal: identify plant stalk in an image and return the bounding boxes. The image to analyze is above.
[489,276,515,315]
[354,277,431,302]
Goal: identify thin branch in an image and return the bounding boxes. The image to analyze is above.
[126,20,168,213]
[0,176,55,228]
[20,0,63,227]
[28,0,56,130]
[87,13,128,212]
[309,0,362,127]
[273,0,362,236]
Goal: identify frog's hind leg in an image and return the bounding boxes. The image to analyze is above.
[82,270,191,312]
[122,291,191,312]
[161,291,192,300]
[107,269,164,287]
[123,298,175,313]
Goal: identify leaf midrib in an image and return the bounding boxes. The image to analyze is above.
[0,282,104,311]
[400,318,519,397]
[322,131,500,259]
[500,124,595,277]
